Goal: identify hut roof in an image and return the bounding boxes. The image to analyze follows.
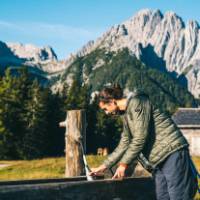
[172,108,200,128]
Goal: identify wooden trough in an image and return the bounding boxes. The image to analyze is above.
[0,176,156,200]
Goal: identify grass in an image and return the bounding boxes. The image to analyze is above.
[0,156,199,199]
[0,155,105,180]
[0,157,65,180]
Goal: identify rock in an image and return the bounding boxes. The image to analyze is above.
[65,9,200,98]
[1,9,200,98]
[7,42,57,63]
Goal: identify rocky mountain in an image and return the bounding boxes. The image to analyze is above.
[53,48,197,112]
[0,41,62,72]
[7,42,57,63]
[0,9,200,99]
[61,9,200,98]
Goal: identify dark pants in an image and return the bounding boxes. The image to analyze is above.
[153,148,198,200]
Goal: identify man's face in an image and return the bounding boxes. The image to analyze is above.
[99,100,119,115]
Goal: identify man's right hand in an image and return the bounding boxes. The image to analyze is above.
[89,164,107,176]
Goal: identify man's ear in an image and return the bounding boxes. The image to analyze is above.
[109,99,115,105]
[112,99,117,105]
[99,101,104,107]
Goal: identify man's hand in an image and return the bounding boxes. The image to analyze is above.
[112,164,127,179]
[89,164,107,176]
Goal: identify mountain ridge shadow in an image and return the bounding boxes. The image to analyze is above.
[139,43,188,89]
[0,41,26,70]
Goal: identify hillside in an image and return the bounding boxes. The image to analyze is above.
[52,48,196,113]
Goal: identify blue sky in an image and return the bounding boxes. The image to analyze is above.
[1,0,200,59]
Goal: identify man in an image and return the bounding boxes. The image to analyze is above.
[89,84,198,200]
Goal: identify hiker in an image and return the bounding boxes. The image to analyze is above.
[89,84,198,200]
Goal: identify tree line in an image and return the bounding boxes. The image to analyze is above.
[0,53,198,160]
[0,67,121,160]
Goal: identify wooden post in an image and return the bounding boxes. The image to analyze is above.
[59,109,86,177]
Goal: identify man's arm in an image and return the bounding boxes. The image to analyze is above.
[118,96,151,165]
[102,115,131,169]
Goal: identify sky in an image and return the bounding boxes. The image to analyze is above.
[1,0,200,60]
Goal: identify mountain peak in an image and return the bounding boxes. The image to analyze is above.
[135,8,154,16]
[6,42,57,63]
[164,10,177,17]
[61,8,200,98]
[131,8,163,19]
[187,20,199,29]
[1,9,200,98]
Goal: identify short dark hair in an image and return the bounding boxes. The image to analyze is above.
[98,83,123,104]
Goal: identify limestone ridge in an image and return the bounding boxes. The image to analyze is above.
[1,41,76,77]
[1,9,200,98]
[66,9,200,98]
[7,42,57,63]
[0,41,60,71]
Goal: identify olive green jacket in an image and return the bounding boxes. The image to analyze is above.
[103,89,189,172]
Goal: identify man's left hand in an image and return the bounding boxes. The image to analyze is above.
[112,165,127,179]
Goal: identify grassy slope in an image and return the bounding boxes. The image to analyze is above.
[0,156,199,199]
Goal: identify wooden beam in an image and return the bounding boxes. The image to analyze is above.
[60,109,86,177]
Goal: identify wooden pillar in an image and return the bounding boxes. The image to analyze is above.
[59,109,86,177]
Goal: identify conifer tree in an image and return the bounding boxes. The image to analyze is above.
[0,68,23,159]
[21,80,49,159]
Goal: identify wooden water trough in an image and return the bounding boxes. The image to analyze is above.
[0,110,156,200]
[0,176,156,200]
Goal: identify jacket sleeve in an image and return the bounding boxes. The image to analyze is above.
[119,96,151,165]
[102,116,131,168]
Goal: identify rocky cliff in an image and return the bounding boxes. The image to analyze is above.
[1,9,200,98]
[65,9,200,98]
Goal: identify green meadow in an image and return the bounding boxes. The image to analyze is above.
[0,156,199,199]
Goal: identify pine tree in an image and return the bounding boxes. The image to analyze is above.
[0,69,24,159]
[64,79,89,110]
[21,80,49,159]
[46,91,65,157]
